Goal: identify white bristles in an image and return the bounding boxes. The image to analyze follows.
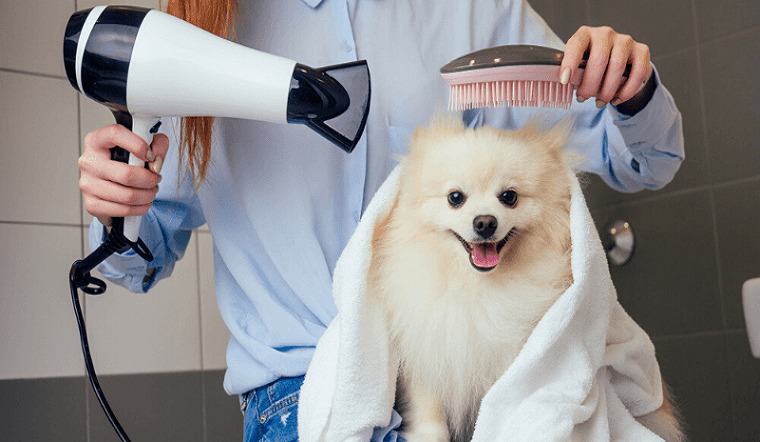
[448,80,575,111]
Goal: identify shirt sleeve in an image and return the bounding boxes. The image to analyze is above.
[465,0,685,192]
[88,120,206,293]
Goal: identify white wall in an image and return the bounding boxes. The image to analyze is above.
[0,0,228,381]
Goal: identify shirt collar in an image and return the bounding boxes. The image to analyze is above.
[301,0,324,8]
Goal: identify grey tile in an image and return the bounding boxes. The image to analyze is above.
[526,0,588,42]
[653,49,710,191]
[725,330,760,441]
[701,29,760,184]
[601,191,723,337]
[653,333,733,442]
[713,179,760,328]
[579,50,701,210]
[87,371,204,442]
[586,0,696,58]
[694,0,760,43]
[203,370,242,441]
[0,376,87,441]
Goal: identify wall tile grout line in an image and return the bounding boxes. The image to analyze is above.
[0,67,66,80]
[0,220,86,228]
[651,326,748,343]
[195,234,210,442]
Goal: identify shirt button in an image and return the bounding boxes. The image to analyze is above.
[342,40,354,53]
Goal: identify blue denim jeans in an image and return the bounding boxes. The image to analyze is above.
[240,376,405,442]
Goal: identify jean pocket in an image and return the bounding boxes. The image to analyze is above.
[260,391,299,442]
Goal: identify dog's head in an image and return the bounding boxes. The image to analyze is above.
[395,117,576,273]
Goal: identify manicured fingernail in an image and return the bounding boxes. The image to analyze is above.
[153,156,163,174]
[577,95,588,103]
[157,174,163,183]
[611,98,622,106]
[560,68,571,85]
[596,100,607,109]
[146,149,156,162]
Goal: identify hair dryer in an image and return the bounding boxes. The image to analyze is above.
[63,5,371,246]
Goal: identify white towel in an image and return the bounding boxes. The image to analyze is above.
[298,166,666,442]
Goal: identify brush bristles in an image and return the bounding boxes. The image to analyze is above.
[448,80,575,111]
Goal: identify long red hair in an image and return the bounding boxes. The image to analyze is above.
[163,0,238,184]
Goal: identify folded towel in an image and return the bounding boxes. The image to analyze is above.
[298,165,665,441]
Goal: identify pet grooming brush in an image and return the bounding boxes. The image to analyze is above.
[440,44,630,111]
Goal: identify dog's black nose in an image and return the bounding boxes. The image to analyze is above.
[473,215,498,238]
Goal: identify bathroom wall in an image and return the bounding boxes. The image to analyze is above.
[1,0,758,441]
[529,0,760,440]
[0,0,240,440]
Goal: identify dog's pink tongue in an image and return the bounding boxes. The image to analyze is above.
[471,242,499,268]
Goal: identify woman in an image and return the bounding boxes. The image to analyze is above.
[78,0,683,440]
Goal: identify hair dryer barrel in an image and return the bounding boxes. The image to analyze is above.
[63,5,371,152]
[64,5,370,243]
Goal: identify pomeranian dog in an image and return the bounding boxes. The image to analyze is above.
[367,119,683,442]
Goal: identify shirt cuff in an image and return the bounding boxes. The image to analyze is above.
[607,64,679,156]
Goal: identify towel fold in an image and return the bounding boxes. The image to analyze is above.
[298,166,665,441]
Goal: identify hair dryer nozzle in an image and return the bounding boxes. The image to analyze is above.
[287,61,371,153]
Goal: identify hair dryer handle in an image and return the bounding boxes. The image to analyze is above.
[109,112,161,243]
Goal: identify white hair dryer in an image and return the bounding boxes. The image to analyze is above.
[63,5,371,248]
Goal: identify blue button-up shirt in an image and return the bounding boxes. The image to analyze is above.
[92,0,683,396]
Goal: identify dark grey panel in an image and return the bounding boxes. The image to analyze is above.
[713,178,760,328]
[526,0,589,42]
[652,49,709,192]
[653,333,734,442]
[586,0,696,57]
[203,370,242,442]
[694,0,760,42]
[725,330,760,440]
[0,376,87,442]
[602,191,722,337]
[87,371,205,441]
[701,30,760,184]
[0,371,243,442]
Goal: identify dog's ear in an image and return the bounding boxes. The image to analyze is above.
[541,118,574,154]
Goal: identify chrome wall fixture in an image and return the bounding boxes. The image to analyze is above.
[602,220,635,266]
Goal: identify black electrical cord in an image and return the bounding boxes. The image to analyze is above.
[69,228,153,442]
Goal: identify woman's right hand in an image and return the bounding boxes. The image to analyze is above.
[78,124,169,228]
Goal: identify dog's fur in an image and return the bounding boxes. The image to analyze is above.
[367,119,683,441]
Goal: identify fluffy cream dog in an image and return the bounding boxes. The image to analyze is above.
[367,119,682,441]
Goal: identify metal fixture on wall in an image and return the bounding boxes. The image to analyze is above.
[601,220,635,266]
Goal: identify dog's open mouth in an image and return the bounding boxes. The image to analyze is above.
[451,228,517,272]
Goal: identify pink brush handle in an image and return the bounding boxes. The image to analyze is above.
[441,64,584,87]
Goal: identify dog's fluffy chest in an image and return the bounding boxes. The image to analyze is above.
[372,247,563,434]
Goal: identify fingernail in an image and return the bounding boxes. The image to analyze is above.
[596,100,607,109]
[611,98,622,106]
[146,149,156,162]
[577,95,588,103]
[157,174,163,184]
[153,156,163,174]
[560,68,571,85]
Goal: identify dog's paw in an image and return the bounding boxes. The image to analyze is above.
[402,421,450,442]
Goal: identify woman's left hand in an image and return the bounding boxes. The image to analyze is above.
[560,25,653,108]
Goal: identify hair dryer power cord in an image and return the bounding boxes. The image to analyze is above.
[69,229,153,442]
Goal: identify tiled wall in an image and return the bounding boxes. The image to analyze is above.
[0,0,240,440]
[529,0,760,440]
[2,0,759,441]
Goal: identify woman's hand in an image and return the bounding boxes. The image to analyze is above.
[560,25,653,109]
[78,124,169,227]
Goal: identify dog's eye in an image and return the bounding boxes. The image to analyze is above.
[499,189,518,207]
[447,191,466,208]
